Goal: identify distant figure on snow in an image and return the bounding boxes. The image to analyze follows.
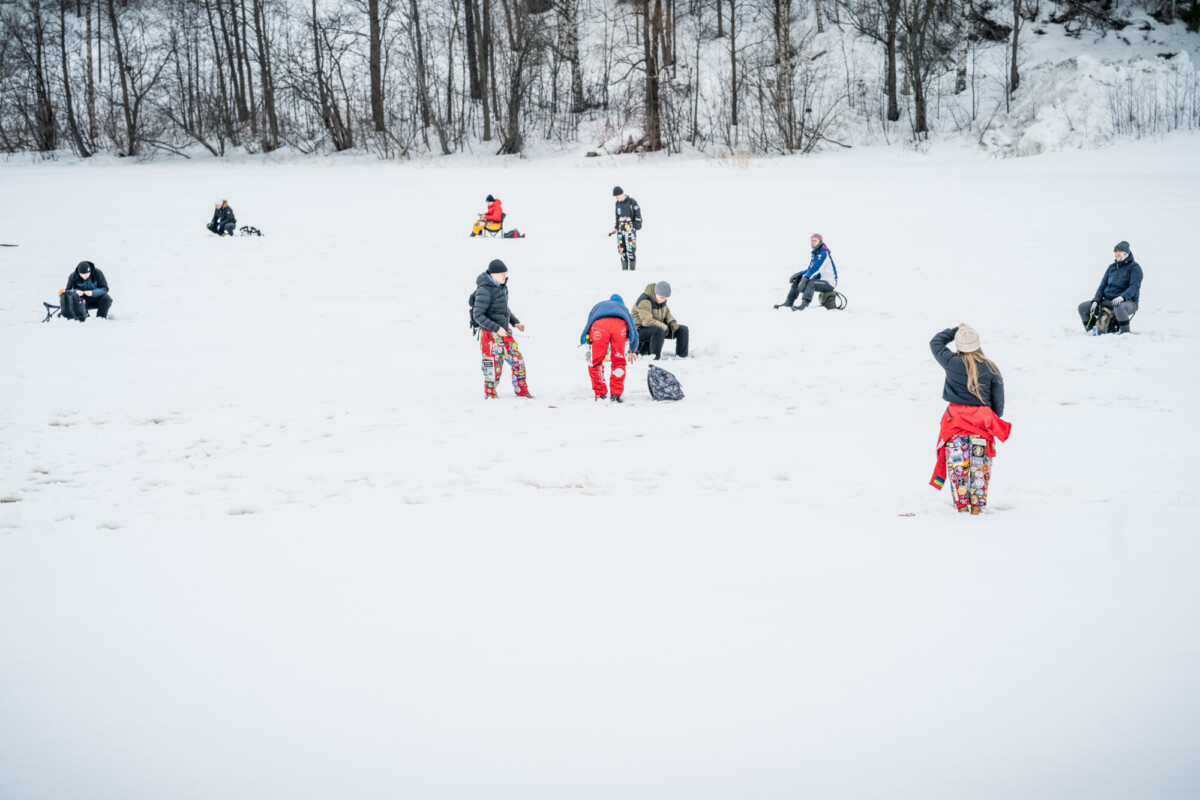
[472,194,504,237]
[776,234,838,310]
[60,260,112,321]
[610,186,642,271]
[929,325,1010,516]
[633,281,688,360]
[1078,241,1142,334]
[472,259,532,400]
[208,199,236,236]
[581,294,639,403]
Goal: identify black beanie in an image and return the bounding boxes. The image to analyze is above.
[613,186,623,196]
[76,260,94,274]
[487,259,508,274]
[1114,240,1130,252]
[486,194,495,203]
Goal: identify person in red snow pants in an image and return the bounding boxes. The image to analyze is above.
[588,318,631,398]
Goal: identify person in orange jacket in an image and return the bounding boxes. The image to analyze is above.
[472,195,504,236]
[929,325,1011,515]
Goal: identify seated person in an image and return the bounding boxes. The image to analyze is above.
[207,199,236,236]
[471,194,504,236]
[1078,241,1142,334]
[633,281,689,359]
[60,261,112,321]
[776,234,838,310]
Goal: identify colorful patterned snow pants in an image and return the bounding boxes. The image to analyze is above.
[616,219,637,268]
[480,330,529,399]
[946,435,991,510]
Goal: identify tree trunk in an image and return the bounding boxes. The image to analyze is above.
[885,0,899,121]
[480,0,493,141]
[204,0,236,146]
[105,0,137,154]
[465,0,482,100]
[814,0,824,34]
[369,0,386,131]
[30,0,58,151]
[410,0,449,153]
[86,0,97,141]
[774,0,795,149]
[717,0,724,38]
[59,0,91,156]
[558,0,584,113]
[1009,0,1020,95]
[729,0,737,130]
[955,0,969,94]
[216,0,248,123]
[251,0,279,150]
[642,0,663,150]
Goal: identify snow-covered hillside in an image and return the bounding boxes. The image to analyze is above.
[2,139,1199,799]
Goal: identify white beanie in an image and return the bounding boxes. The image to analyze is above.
[955,326,981,353]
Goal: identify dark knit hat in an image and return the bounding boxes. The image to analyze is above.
[1114,240,1130,252]
[654,280,671,298]
[76,260,94,274]
[613,186,623,197]
[487,259,508,274]
[486,194,495,203]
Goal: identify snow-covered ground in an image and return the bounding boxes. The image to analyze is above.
[2,139,1199,799]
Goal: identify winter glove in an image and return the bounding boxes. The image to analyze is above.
[1113,296,1124,306]
[1090,301,1098,313]
[789,272,802,283]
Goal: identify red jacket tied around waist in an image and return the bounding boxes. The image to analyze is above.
[931,404,1012,490]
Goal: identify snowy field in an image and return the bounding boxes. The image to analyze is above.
[2,140,1199,799]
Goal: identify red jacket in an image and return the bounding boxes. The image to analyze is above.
[930,403,1012,489]
[483,198,503,223]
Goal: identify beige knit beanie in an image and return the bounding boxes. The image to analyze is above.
[955,326,981,353]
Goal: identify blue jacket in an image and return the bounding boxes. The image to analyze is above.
[1092,251,1142,303]
[793,244,838,287]
[65,268,109,298]
[581,295,639,351]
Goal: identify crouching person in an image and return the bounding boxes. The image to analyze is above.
[472,259,533,400]
[60,261,112,321]
[633,281,689,359]
[582,294,639,403]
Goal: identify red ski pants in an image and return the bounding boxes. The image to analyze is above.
[588,318,629,397]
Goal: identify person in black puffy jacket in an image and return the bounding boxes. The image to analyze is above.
[1077,241,1142,334]
[472,259,532,399]
[610,186,641,271]
[207,200,236,236]
[60,261,112,321]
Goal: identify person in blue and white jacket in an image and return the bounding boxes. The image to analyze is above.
[775,233,838,311]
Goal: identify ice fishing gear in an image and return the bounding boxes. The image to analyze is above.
[42,301,61,322]
[819,291,849,310]
[239,226,263,237]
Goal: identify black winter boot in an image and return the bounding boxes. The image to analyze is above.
[610,395,624,403]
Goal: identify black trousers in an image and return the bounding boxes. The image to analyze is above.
[1078,299,1137,330]
[637,324,689,359]
[784,277,834,309]
[208,222,236,236]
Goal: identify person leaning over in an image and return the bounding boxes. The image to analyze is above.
[60,260,112,321]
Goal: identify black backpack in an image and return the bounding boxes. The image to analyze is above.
[647,364,684,401]
[468,289,478,331]
[61,292,87,321]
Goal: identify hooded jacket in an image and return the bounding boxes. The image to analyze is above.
[210,204,236,228]
[483,198,504,223]
[1092,251,1142,303]
[65,267,110,298]
[614,196,642,231]
[790,243,838,287]
[632,283,679,332]
[472,272,520,334]
[581,295,639,351]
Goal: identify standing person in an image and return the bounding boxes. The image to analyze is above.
[207,199,236,236]
[581,294,640,403]
[610,186,642,271]
[929,325,1011,515]
[633,281,689,360]
[472,259,532,400]
[1077,241,1143,334]
[775,234,838,310]
[59,260,112,321]
[472,194,504,237]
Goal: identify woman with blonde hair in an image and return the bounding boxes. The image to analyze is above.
[929,324,1011,515]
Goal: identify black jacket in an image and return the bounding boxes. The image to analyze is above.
[931,328,1005,417]
[65,267,110,297]
[472,273,520,333]
[211,205,236,227]
[1092,251,1142,303]
[614,196,642,231]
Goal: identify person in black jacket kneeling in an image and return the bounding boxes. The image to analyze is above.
[60,261,112,321]
[207,199,236,236]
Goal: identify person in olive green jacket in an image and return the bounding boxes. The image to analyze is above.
[633,281,689,359]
